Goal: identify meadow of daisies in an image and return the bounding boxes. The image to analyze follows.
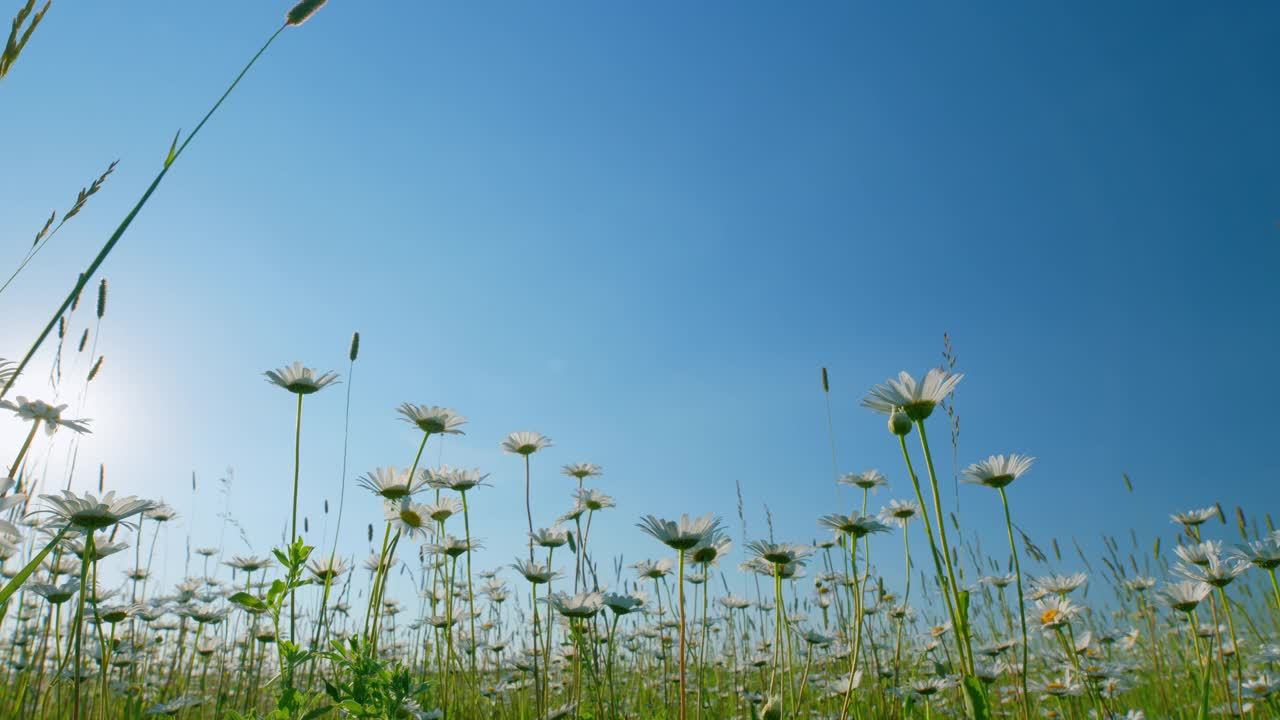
[2,2,1280,720]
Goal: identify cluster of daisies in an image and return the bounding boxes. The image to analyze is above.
[0,364,1275,720]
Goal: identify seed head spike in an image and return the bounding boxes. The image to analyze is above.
[286,0,327,26]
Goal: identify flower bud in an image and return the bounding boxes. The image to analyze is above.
[889,411,913,436]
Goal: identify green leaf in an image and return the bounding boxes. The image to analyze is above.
[1197,673,1211,720]
[268,579,288,603]
[165,129,181,168]
[961,676,991,720]
[957,589,972,641]
[302,704,332,719]
[566,532,577,554]
[229,592,268,612]
[0,528,66,608]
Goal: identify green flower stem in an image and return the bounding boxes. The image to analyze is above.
[461,491,478,680]
[896,434,966,673]
[530,580,543,719]
[998,487,1032,720]
[6,420,39,484]
[370,530,402,647]
[677,549,688,720]
[891,527,909,689]
[915,419,972,675]
[542,547,555,710]
[71,533,93,720]
[363,521,393,643]
[1217,586,1244,712]
[312,350,358,659]
[606,613,621,713]
[366,429,432,648]
[289,391,303,641]
[838,541,864,720]
[697,566,711,720]
[0,526,66,608]
[524,456,534,562]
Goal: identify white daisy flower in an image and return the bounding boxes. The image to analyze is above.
[501,431,552,455]
[562,462,602,480]
[861,368,963,420]
[396,403,466,435]
[2,397,91,435]
[357,466,427,501]
[962,454,1034,489]
[263,361,339,395]
[39,490,153,531]
[637,514,723,551]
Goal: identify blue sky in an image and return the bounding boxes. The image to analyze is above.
[0,1,1277,603]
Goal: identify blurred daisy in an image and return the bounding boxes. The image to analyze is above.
[385,498,432,542]
[745,540,814,566]
[308,556,350,583]
[1124,576,1157,593]
[511,558,559,585]
[632,558,673,580]
[1171,507,1218,528]
[358,466,426,501]
[30,579,79,604]
[838,470,888,492]
[1177,554,1246,588]
[225,555,273,574]
[881,499,921,525]
[1032,677,1083,697]
[573,488,615,512]
[562,463,602,481]
[422,496,463,523]
[532,525,570,549]
[424,466,488,493]
[543,591,604,619]
[1031,595,1082,631]
[818,512,891,539]
[66,537,129,562]
[1031,572,1087,596]
[962,454,1034,489]
[145,504,179,522]
[1235,536,1280,570]
[501,431,552,455]
[910,676,955,696]
[426,535,479,559]
[396,404,466,435]
[1159,581,1211,613]
[1175,540,1223,567]
[603,592,645,616]
[637,514,724,551]
[264,361,338,395]
[2,397,90,435]
[687,535,732,566]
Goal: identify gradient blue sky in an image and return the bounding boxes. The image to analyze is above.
[1,1,1277,601]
